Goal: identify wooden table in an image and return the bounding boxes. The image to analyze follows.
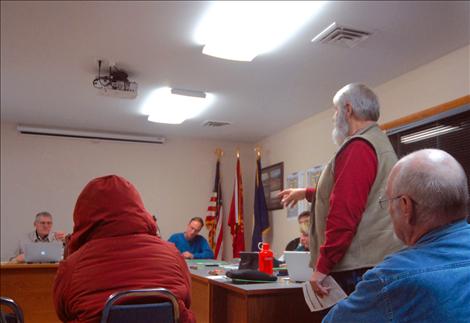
[2,261,324,323]
[0,263,60,323]
[190,267,324,323]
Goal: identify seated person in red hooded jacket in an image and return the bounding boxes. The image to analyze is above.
[53,175,195,323]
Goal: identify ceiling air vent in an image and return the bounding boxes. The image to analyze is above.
[203,120,231,127]
[312,22,371,48]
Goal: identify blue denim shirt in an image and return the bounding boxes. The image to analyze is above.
[324,219,470,323]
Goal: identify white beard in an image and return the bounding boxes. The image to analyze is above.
[332,109,350,146]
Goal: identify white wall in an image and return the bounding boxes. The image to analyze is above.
[257,45,470,256]
[0,123,255,261]
[376,45,470,122]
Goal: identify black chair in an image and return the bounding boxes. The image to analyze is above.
[0,297,24,323]
[100,288,179,323]
[285,237,300,251]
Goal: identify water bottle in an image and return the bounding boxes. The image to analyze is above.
[258,242,274,275]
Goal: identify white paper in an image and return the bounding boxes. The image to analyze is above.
[286,171,305,219]
[306,165,324,188]
[301,276,347,312]
[207,275,228,280]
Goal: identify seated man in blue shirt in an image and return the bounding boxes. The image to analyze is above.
[323,149,470,322]
[168,217,214,259]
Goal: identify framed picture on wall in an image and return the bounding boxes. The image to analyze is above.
[261,162,284,210]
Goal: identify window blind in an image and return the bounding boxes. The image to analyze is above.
[387,105,470,214]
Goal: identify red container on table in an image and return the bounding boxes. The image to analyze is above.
[258,242,274,275]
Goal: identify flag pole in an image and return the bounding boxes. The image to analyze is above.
[251,145,270,250]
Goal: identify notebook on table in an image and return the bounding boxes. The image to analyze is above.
[284,251,313,282]
[24,242,63,263]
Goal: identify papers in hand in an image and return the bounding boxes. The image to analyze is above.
[301,276,347,312]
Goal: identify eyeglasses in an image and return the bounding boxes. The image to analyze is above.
[378,195,403,210]
[37,221,53,225]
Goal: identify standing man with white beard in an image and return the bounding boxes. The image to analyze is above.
[279,83,403,299]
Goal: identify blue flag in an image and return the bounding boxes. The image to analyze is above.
[251,157,270,251]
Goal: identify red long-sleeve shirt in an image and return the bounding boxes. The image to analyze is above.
[306,138,378,274]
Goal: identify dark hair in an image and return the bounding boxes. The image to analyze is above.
[189,217,204,226]
[297,211,311,221]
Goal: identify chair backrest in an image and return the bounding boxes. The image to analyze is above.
[0,297,24,323]
[100,288,179,323]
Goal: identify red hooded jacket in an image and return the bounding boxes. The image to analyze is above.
[53,175,195,323]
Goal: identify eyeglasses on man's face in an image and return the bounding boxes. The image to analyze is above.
[37,221,52,226]
[378,195,403,210]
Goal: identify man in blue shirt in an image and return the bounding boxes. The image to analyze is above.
[323,149,470,323]
[168,217,214,259]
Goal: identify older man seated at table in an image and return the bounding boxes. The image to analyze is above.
[324,149,470,322]
[11,211,65,263]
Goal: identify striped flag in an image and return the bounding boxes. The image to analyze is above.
[228,154,245,258]
[251,154,270,250]
[205,159,224,259]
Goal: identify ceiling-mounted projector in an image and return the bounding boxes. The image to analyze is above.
[92,60,138,99]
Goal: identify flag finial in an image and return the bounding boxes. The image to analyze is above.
[254,146,261,159]
[215,148,224,160]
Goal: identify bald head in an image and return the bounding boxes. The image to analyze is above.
[389,149,469,225]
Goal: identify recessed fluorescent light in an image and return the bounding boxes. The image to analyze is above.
[142,87,213,125]
[400,125,461,144]
[194,1,327,62]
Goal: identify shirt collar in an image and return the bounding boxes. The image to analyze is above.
[416,219,468,245]
[35,230,51,242]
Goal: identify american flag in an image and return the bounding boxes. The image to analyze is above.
[205,159,224,259]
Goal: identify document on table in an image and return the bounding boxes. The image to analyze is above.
[301,276,347,312]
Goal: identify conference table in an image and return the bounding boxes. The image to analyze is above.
[1,261,324,323]
[189,261,324,323]
[0,262,60,323]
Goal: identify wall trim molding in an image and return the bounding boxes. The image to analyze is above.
[380,95,470,131]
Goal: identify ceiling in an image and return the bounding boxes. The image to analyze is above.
[1,1,469,143]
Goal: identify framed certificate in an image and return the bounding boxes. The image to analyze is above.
[261,162,284,210]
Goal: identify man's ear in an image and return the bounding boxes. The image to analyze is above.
[399,195,416,225]
[345,103,353,118]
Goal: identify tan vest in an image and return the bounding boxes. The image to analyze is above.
[309,123,403,271]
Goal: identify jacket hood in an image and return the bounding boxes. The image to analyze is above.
[68,175,156,254]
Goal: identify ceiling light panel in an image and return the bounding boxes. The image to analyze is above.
[142,87,213,125]
[194,1,327,62]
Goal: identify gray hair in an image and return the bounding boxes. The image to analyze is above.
[333,83,380,121]
[392,149,469,224]
[35,211,52,222]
